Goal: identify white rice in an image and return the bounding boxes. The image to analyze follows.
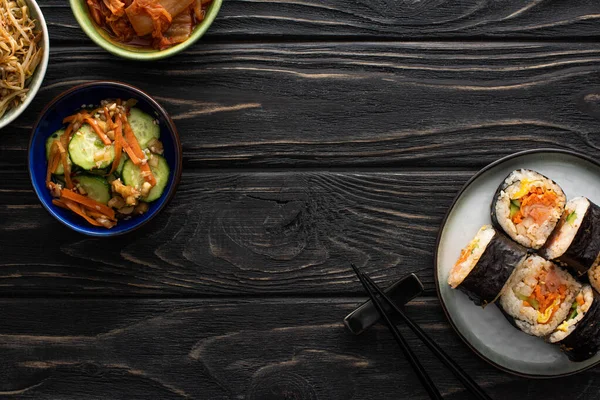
[448,225,495,288]
[500,255,580,337]
[543,197,589,260]
[494,169,565,249]
[548,285,594,343]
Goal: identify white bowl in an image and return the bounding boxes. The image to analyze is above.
[0,0,49,129]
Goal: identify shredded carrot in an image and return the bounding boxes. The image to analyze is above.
[62,114,80,124]
[122,116,146,162]
[121,115,156,186]
[523,301,531,308]
[46,141,61,184]
[576,292,585,306]
[140,162,157,186]
[512,211,523,224]
[109,118,124,175]
[558,285,567,296]
[52,199,69,210]
[512,187,558,224]
[115,115,141,164]
[60,122,79,189]
[104,107,114,130]
[84,116,112,145]
[122,141,142,164]
[62,199,104,227]
[529,278,567,322]
[54,141,73,189]
[87,209,116,222]
[61,120,76,148]
[456,250,468,265]
[61,189,115,220]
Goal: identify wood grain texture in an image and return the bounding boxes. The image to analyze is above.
[40,0,600,41]
[0,297,598,400]
[0,169,469,295]
[4,1,600,398]
[5,42,600,168]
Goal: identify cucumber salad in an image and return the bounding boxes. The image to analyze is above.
[45,99,170,229]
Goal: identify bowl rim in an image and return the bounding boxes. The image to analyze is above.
[0,0,50,129]
[433,147,600,379]
[28,80,183,237]
[69,0,223,61]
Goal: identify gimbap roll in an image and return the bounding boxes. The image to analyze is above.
[500,255,581,337]
[491,169,566,250]
[448,225,528,306]
[548,285,600,362]
[587,261,600,294]
[541,197,600,276]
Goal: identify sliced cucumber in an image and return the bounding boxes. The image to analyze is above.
[122,155,169,202]
[116,154,128,177]
[128,108,160,149]
[45,128,71,175]
[87,167,110,176]
[68,124,115,171]
[72,175,111,205]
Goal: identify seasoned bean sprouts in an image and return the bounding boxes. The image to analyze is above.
[0,0,42,119]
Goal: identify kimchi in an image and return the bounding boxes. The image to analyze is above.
[86,0,213,50]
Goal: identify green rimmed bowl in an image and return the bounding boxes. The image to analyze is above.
[69,0,222,61]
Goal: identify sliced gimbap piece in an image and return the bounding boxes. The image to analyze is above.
[491,169,566,250]
[448,225,528,306]
[587,262,600,294]
[541,197,600,276]
[500,255,581,337]
[548,285,600,362]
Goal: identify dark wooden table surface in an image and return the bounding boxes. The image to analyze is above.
[3,1,600,399]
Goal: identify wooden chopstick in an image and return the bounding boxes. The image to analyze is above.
[351,263,493,400]
[350,263,443,400]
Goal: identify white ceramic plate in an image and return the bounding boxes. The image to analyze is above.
[436,149,600,377]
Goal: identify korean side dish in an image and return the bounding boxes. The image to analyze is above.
[45,99,170,229]
[448,169,600,362]
[86,0,213,50]
[0,0,43,118]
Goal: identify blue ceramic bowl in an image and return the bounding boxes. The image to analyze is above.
[28,81,182,236]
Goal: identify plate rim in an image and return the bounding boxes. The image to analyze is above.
[434,148,600,379]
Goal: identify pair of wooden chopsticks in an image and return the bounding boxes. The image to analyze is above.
[350,263,492,400]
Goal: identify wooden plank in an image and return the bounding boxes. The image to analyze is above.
[40,0,600,41]
[5,42,600,168]
[0,169,470,296]
[0,297,597,399]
